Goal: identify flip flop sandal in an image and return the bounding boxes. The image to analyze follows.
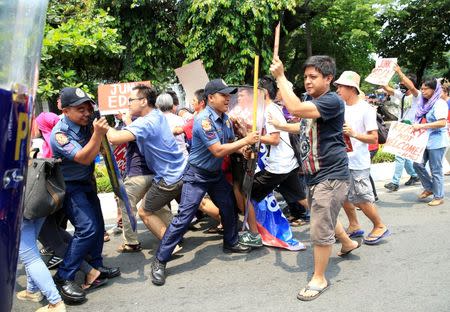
[363,229,391,245]
[117,243,142,253]
[338,237,362,257]
[346,229,365,238]
[297,284,330,301]
[83,277,108,291]
[290,219,307,227]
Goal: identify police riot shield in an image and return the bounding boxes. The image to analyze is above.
[0,2,49,311]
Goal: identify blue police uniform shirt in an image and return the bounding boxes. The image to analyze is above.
[125,109,186,185]
[189,105,235,172]
[50,116,94,181]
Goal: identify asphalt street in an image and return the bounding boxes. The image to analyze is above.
[13,176,450,312]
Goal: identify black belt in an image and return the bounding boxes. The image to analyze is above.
[188,163,221,176]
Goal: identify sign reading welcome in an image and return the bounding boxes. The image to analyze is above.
[383,121,429,163]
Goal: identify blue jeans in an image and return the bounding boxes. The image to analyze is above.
[392,156,417,185]
[413,148,446,199]
[19,218,62,304]
[157,165,238,262]
[56,181,104,280]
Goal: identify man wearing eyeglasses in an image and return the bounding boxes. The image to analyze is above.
[107,84,187,250]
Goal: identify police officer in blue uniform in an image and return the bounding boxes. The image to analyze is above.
[50,87,120,303]
[150,79,260,286]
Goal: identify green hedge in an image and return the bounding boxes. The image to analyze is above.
[95,165,113,193]
[372,147,395,164]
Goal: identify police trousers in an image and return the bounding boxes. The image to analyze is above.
[56,181,104,280]
[156,165,239,262]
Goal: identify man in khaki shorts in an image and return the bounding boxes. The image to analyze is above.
[271,55,360,301]
[107,84,187,245]
[335,71,390,244]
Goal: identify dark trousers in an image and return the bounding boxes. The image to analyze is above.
[156,165,239,262]
[56,181,104,280]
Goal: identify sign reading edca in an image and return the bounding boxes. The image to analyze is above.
[98,81,151,115]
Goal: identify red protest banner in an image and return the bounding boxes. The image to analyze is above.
[98,81,151,115]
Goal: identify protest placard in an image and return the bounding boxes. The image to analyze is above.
[382,121,429,162]
[97,81,151,115]
[365,58,397,86]
[175,60,209,109]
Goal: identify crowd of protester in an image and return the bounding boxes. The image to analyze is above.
[18,56,449,310]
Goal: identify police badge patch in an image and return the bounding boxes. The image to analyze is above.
[201,119,212,132]
[55,132,69,146]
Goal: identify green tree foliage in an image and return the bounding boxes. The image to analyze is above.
[177,0,296,84]
[377,0,450,84]
[281,0,387,91]
[96,0,183,86]
[38,0,124,108]
[39,0,418,103]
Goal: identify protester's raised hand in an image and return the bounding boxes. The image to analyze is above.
[270,56,285,79]
[93,117,110,136]
[245,131,260,145]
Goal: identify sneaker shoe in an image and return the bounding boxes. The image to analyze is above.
[418,190,433,199]
[40,248,54,256]
[428,199,444,206]
[405,176,420,186]
[172,244,183,255]
[238,231,263,247]
[384,182,399,192]
[35,302,66,312]
[16,290,43,302]
[107,225,123,235]
[47,255,63,270]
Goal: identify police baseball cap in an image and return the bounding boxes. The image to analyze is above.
[204,79,237,98]
[60,87,95,108]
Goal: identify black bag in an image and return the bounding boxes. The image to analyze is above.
[376,113,389,144]
[23,157,66,219]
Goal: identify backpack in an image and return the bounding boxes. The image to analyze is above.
[376,113,389,144]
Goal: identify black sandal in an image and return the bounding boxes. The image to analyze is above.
[83,277,108,291]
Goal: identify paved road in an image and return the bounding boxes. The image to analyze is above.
[13,177,450,312]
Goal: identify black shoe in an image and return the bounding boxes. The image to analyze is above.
[46,255,63,270]
[405,176,420,186]
[97,266,121,279]
[223,242,252,254]
[384,182,399,191]
[54,278,86,303]
[151,258,166,286]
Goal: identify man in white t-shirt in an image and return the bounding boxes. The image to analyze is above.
[238,76,304,248]
[335,71,390,245]
[382,65,420,191]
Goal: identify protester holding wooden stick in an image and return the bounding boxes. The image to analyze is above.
[271,56,359,301]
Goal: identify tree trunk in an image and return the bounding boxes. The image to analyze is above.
[305,20,312,57]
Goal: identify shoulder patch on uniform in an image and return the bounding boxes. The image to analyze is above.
[55,132,69,146]
[201,119,212,132]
